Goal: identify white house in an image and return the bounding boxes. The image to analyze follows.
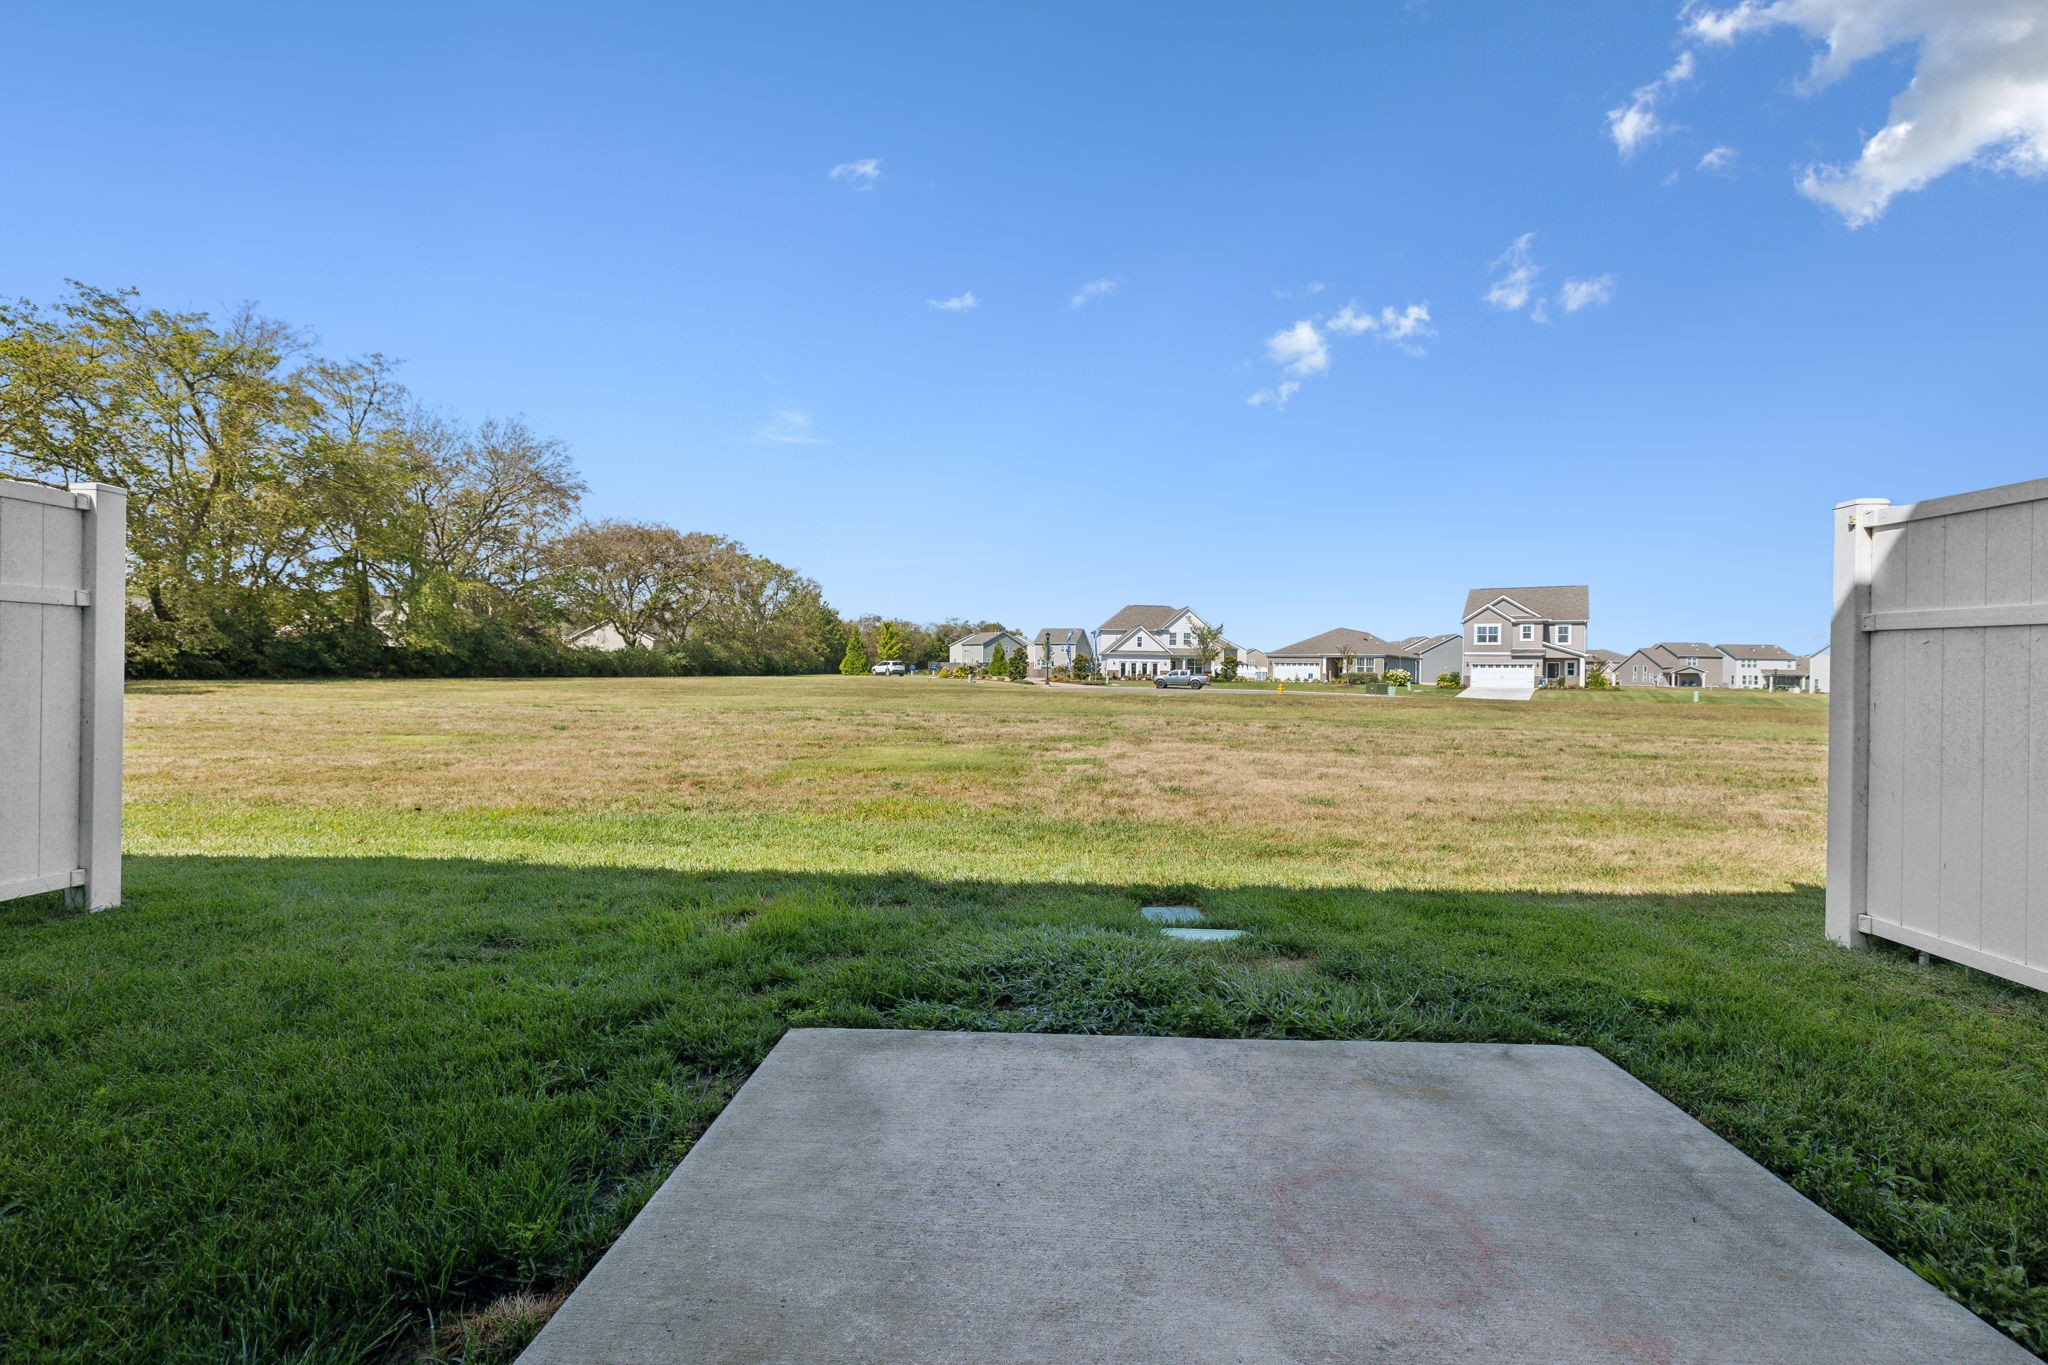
[1804,646,1830,694]
[1097,605,1241,678]
[949,629,1029,667]
[1715,643,1801,689]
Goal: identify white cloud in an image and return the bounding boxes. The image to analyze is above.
[1325,304,1372,335]
[1699,143,1739,172]
[927,292,979,312]
[1265,319,1330,377]
[1608,50,1697,157]
[1486,236,1613,321]
[1558,275,1618,312]
[1247,300,1431,409]
[828,158,881,190]
[1327,301,1435,352]
[1681,0,2048,224]
[756,410,826,445]
[1272,280,1328,299]
[1484,233,1542,311]
[1068,278,1118,308]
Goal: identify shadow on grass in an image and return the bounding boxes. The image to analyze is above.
[3,854,2046,1363]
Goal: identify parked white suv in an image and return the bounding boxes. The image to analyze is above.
[871,660,909,676]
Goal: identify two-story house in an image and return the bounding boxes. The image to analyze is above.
[1460,585,1591,691]
[1714,643,1800,689]
[1028,628,1091,675]
[1096,605,1243,678]
[1615,642,1717,688]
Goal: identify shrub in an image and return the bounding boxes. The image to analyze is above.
[1384,669,1411,687]
[1005,646,1029,682]
[1436,672,1462,689]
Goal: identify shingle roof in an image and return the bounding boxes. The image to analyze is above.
[1715,643,1797,661]
[1462,585,1590,622]
[952,629,1018,647]
[1033,627,1088,645]
[1099,604,1181,632]
[1396,633,1459,653]
[1587,648,1626,663]
[1266,627,1395,658]
[1637,642,1715,669]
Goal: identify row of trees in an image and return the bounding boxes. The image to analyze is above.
[0,284,847,676]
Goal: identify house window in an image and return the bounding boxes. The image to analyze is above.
[1519,623,1535,641]
[1555,625,1572,644]
[1475,624,1501,644]
[1566,661,1578,676]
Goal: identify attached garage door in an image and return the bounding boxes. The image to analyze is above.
[1468,663,1536,689]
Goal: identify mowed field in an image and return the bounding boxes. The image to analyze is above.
[4,676,2047,1361]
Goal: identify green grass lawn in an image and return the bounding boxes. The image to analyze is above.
[2,676,2045,1361]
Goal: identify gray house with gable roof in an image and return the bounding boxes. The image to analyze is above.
[1461,585,1591,689]
[948,629,1029,668]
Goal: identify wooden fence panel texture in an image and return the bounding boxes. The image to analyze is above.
[1829,477,2048,991]
[0,479,125,910]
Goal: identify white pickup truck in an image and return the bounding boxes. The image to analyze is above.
[871,660,909,676]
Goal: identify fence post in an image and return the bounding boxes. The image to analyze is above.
[68,483,126,912]
[1826,497,1887,948]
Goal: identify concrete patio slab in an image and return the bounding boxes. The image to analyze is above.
[519,1029,2026,1364]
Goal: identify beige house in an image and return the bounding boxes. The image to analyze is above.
[948,629,1029,667]
[1266,628,1400,682]
[1097,605,1240,678]
[1462,585,1592,689]
[1585,648,1626,682]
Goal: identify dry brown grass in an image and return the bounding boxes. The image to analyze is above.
[419,1286,568,1364]
[124,675,1828,895]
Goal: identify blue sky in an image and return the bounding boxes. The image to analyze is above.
[6,1,2043,655]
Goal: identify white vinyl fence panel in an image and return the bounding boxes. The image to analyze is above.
[0,479,126,910]
[1828,476,2048,991]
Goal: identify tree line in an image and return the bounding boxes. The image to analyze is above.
[0,284,976,679]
